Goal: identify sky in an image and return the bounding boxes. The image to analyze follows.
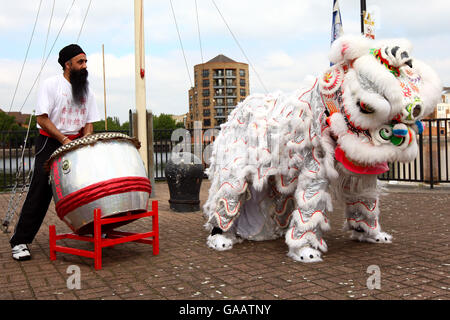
[0,0,449,124]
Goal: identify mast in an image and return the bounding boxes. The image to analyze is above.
[134,0,148,172]
[102,44,107,130]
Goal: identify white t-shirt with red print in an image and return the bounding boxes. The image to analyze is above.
[36,74,100,135]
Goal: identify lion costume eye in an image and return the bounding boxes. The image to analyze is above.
[379,125,392,141]
[357,100,375,114]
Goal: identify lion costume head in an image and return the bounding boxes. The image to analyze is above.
[320,35,441,174]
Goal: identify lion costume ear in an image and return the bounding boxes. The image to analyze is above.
[329,35,372,65]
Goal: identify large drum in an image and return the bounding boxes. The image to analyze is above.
[47,132,151,235]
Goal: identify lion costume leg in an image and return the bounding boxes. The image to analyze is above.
[338,167,392,243]
[204,179,248,251]
[284,177,332,263]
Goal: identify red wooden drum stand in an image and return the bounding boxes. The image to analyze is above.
[49,200,159,270]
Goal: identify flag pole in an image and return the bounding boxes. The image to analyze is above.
[102,44,107,131]
[134,0,149,173]
[360,0,366,35]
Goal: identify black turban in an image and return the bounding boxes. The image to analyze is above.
[58,44,85,68]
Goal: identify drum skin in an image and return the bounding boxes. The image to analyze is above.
[48,133,151,234]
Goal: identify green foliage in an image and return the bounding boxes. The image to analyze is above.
[93,116,129,132]
[153,113,177,130]
[176,121,185,129]
[0,111,24,147]
[0,111,21,131]
[153,113,184,140]
[26,115,37,129]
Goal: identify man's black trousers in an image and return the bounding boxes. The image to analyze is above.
[10,135,61,247]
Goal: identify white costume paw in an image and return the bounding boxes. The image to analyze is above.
[351,230,392,243]
[207,234,240,251]
[287,246,322,263]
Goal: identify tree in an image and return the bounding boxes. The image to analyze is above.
[153,113,177,130]
[0,111,23,147]
[153,113,180,140]
[25,115,37,130]
[0,111,21,131]
[93,116,126,132]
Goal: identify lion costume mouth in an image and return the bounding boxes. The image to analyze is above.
[334,146,389,175]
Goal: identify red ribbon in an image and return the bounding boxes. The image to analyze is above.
[55,176,152,220]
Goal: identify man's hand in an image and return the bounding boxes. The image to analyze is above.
[37,114,67,144]
[82,123,94,137]
[62,137,72,145]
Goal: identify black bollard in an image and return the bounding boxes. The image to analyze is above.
[165,152,204,212]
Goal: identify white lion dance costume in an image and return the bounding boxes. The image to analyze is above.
[203,35,441,262]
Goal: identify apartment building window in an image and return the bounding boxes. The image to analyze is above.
[227,98,235,106]
[216,108,224,116]
[226,79,234,86]
[214,69,224,77]
[226,69,235,77]
[203,109,211,116]
[203,89,210,97]
[240,88,246,96]
[215,98,224,106]
[202,79,210,87]
[240,79,246,86]
[214,79,224,87]
[239,69,245,77]
[203,99,210,107]
[202,69,209,77]
[226,88,235,96]
[215,88,224,96]
[204,119,211,127]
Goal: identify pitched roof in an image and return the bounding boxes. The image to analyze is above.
[206,54,237,64]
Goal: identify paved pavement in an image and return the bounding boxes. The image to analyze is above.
[0,180,449,300]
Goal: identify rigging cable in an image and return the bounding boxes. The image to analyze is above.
[194,0,204,64]
[76,0,92,43]
[18,0,77,113]
[169,0,193,87]
[7,0,43,116]
[210,0,268,93]
[39,0,56,87]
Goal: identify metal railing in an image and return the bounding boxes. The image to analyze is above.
[0,129,130,191]
[378,118,450,188]
[1,119,449,190]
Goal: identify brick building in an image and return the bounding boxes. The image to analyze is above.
[423,87,450,136]
[0,109,32,128]
[187,55,249,130]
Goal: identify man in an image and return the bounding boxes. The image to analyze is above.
[10,44,100,260]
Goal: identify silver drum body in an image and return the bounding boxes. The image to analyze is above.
[48,133,150,234]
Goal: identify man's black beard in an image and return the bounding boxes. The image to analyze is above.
[69,68,89,105]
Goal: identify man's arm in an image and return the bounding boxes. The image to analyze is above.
[82,123,94,136]
[37,114,72,145]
